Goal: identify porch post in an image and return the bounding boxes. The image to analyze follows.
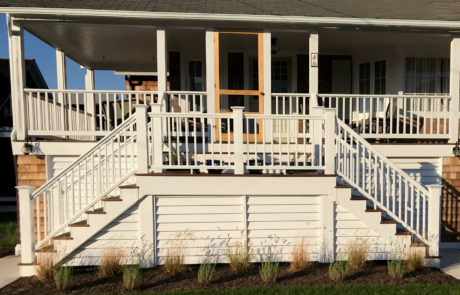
[449,37,460,143]
[324,109,336,174]
[309,32,319,113]
[205,28,215,114]
[7,15,26,140]
[427,184,442,257]
[232,106,245,175]
[263,30,273,139]
[311,106,323,167]
[135,105,149,174]
[16,186,35,265]
[56,49,67,132]
[156,28,167,107]
[84,68,96,133]
[319,194,335,262]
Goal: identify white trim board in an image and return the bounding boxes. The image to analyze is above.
[4,8,460,31]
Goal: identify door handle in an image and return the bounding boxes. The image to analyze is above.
[260,92,265,96]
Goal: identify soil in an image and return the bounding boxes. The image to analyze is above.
[1,262,458,295]
[0,247,14,259]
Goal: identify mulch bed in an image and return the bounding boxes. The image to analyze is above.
[1,262,458,295]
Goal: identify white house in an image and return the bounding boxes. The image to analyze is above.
[1,1,460,276]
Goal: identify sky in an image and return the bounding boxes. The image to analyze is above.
[0,14,124,90]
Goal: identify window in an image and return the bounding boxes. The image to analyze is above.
[359,62,371,94]
[272,60,289,93]
[188,61,203,91]
[374,60,386,94]
[405,57,449,94]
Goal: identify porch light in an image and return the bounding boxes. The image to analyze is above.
[22,142,33,155]
[453,140,460,158]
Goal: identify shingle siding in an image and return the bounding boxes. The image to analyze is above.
[2,0,460,22]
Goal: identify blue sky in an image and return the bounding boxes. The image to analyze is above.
[0,14,124,90]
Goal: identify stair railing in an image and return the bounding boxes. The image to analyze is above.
[335,117,441,251]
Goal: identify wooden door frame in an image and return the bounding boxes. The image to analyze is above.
[214,30,264,142]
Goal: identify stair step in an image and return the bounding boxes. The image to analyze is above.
[350,196,367,201]
[36,245,56,253]
[119,184,138,189]
[86,208,106,215]
[395,228,412,236]
[69,220,89,227]
[102,197,122,202]
[52,232,72,240]
[366,207,383,212]
[381,218,398,224]
[335,185,353,189]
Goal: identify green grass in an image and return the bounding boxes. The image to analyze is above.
[0,212,17,248]
[82,284,460,295]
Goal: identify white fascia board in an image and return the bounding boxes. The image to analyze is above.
[3,7,460,30]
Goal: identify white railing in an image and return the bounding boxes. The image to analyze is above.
[24,89,157,138]
[164,91,207,113]
[271,93,310,115]
[336,117,441,247]
[32,114,138,249]
[319,94,450,139]
[147,106,335,173]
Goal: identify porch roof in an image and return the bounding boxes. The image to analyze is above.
[2,0,460,22]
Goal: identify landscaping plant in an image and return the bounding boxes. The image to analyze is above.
[36,253,55,283]
[289,237,311,273]
[347,241,368,272]
[388,259,406,279]
[405,250,424,272]
[54,266,73,291]
[328,261,349,281]
[259,260,279,283]
[164,247,187,274]
[225,240,252,274]
[98,248,123,278]
[197,259,217,286]
[123,264,142,290]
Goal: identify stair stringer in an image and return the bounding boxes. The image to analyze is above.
[333,187,412,260]
[51,187,142,266]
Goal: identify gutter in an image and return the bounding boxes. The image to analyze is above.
[2,7,460,31]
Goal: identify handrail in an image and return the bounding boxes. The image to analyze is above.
[336,117,430,243]
[319,93,450,99]
[24,88,159,94]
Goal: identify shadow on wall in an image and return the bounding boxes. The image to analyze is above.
[441,179,460,242]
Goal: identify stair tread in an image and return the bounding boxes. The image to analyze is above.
[53,232,72,240]
[381,218,398,224]
[86,208,105,214]
[36,245,56,253]
[102,197,122,202]
[396,228,412,235]
[350,196,367,201]
[335,185,352,189]
[119,184,138,189]
[366,207,383,212]
[69,220,89,227]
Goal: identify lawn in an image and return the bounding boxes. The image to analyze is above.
[88,284,460,295]
[0,212,17,257]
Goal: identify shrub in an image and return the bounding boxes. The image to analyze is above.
[197,260,217,286]
[388,259,405,279]
[0,222,18,248]
[36,253,55,283]
[347,242,368,272]
[225,241,252,274]
[123,264,142,290]
[163,247,187,275]
[405,250,424,272]
[289,238,311,273]
[98,248,123,278]
[328,261,349,281]
[54,266,73,291]
[259,260,279,283]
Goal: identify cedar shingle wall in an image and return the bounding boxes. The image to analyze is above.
[442,157,460,242]
[16,155,47,242]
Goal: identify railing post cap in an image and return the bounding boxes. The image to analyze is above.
[231,106,245,112]
[427,184,443,190]
[15,185,35,192]
[134,104,149,109]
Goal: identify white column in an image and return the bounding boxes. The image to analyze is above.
[85,68,96,132]
[16,186,35,265]
[311,106,323,167]
[449,37,460,143]
[324,109,336,174]
[205,28,215,114]
[56,49,67,90]
[263,30,273,139]
[150,103,164,173]
[138,195,155,267]
[320,194,335,262]
[156,28,167,106]
[7,16,26,140]
[309,32,319,113]
[135,105,149,174]
[427,184,442,257]
[232,106,245,174]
